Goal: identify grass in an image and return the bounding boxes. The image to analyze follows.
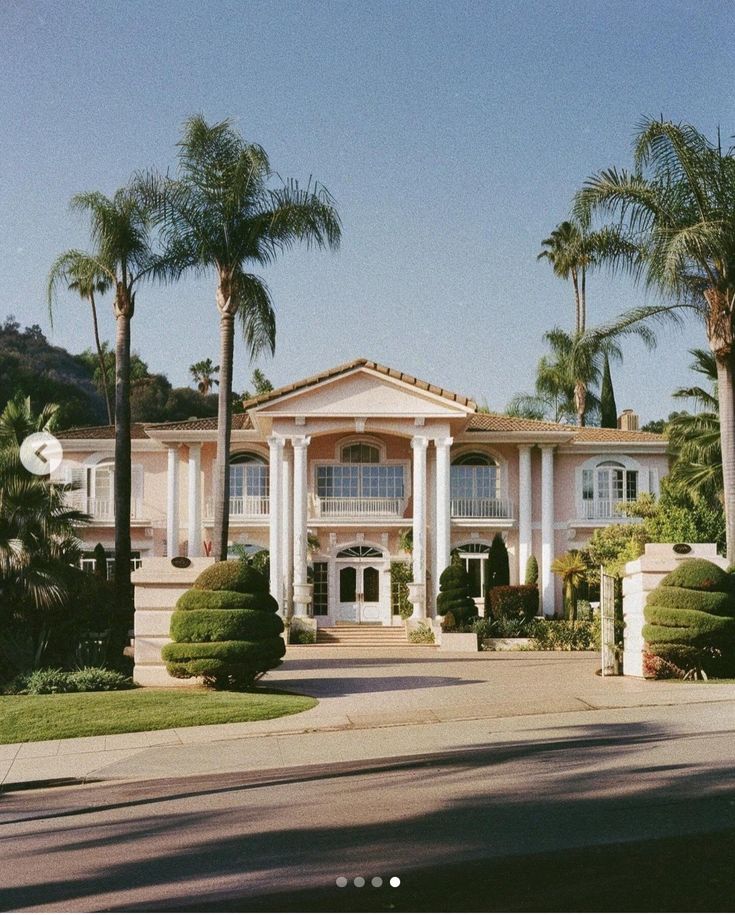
[0,688,317,744]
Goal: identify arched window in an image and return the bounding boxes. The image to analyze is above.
[337,545,384,558]
[229,452,269,512]
[90,458,114,511]
[582,459,638,519]
[451,452,499,515]
[341,442,380,464]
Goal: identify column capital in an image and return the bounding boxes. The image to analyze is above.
[290,435,311,449]
[267,435,285,450]
[540,444,556,454]
[188,442,202,455]
[411,436,429,451]
[517,443,532,454]
[433,436,454,448]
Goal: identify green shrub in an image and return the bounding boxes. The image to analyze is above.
[391,561,413,619]
[22,668,74,694]
[525,554,539,585]
[408,622,435,644]
[70,667,133,692]
[643,558,735,677]
[289,627,316,645]
[526,619,600,651]
[165,561,285,688]
[171,609,284,643]
[193,561,269,594]
[176,589,278,612]
[659,559,731,593]
[436,564,477,628]
[488,585,539,621]
[488,533,510,589]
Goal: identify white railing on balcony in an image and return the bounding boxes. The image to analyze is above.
[70,496,145,521]
[205,496,270,519]
[582,498,634,520]
[450,497,514,519]
[312,496,406,518]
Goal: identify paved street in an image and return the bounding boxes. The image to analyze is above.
[2,651,735,911]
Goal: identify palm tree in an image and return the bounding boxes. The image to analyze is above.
[49,256,113,423]
[575,118,735,561]
[667,349,721,501]
[538,220,591,333]
[48,186,165,629]
[190,358,220,396]
[550,551,587,622]
[141,116,341,560]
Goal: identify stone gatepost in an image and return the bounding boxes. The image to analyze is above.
[622,543,727,678]
[132,557,215,687]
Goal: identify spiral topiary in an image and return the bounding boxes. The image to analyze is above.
[162,560,285,688]
[436,564,477,630]
[642,559,735,677]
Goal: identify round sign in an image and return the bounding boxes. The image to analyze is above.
[20,432,63,476]
[673,543,692,555]
[171,556,192,569]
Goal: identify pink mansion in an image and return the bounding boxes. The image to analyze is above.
[57,358,667,623]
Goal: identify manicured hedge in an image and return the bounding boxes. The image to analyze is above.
[170,609,284,643]
[176,589,279,613]
[643,558,735,677]
[489,585,539,621]
[436,564,477,627]
[165,560,285,688]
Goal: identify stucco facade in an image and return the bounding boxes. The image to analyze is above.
[56,358,668,621]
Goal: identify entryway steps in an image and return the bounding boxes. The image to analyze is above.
[314,624,411,646]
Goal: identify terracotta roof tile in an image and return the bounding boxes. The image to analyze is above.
[242,358,477,410]
[58,423,149,440]
[467,412,666,442]
[145,413,252,432]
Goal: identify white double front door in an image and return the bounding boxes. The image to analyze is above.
[337,561,385,623]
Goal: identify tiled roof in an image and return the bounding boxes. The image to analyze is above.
[145,413,253,432]
[57,423,149,440]
[241,357,477,410]
[467,412,665,442]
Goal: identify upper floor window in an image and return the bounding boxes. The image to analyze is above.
[316,442,404,500]
[451,452,499,501]
[341,442,380,464]
[230,452,269,498]
[582,460,638,519]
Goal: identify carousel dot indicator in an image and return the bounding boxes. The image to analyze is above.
[335,877,348,888]
[353,876,366,887]
[390,876,401,888]
[371,876,383,887]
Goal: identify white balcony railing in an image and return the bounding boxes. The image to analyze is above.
[205,496,270,519]
[582,498,634,520]
[70,496,144,521]
[312,496,406,518]
[450,497,514,519]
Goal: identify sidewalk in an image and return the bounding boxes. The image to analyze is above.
[3,650,735,790]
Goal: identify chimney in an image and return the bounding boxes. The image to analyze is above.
[617,409,639,432]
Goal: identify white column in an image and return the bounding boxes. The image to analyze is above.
[434,436,453,604]
[281,445,293,619]
[411,436,428,619]
[541,445,556,617]
[517,445,532,585]
[268,436,284,614]
[166,445,180,558]
[292,435,311,616]
[187,444,202,557]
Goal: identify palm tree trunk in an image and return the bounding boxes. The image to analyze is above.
[715,353,735,564]
[580,267,587,334]
[113,304,133,643]
[213,306,235,561]
[575,380,586,427]
[90,290,113,425]
[572,270,581,335]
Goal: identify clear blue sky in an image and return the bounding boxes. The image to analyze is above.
[2,0,734,421]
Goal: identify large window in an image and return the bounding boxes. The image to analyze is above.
[312,562,328,615]
[317,444,404,500]
[451,453,498,501]
[230,453,269,498]
[582,460,638,518]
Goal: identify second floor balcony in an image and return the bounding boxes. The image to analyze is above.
[205,496,270,521]
[311,495,407,519]
[450,497,514,520]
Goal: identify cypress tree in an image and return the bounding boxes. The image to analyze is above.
[600,353,618,428]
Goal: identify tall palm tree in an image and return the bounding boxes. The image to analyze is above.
[141,116,341,560]
[48,186,165,628]
[576,118,735,562]
[538,220,591,333]
[49,255,113,423]
[190,358,220,395]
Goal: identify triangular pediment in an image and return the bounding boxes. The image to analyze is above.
[251,367,474,418]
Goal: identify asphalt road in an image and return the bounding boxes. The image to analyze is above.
[2,700,735,912]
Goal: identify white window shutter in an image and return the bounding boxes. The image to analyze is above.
[132,464,144,519]
[68,464,87,512]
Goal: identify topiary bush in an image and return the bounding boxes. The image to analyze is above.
[488,585,539,621]
[525,554,539,586]
[162,560,285,689]
[642,559,735,677]
[436,564,477,631]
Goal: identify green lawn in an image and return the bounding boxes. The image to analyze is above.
[0,689,317,744]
